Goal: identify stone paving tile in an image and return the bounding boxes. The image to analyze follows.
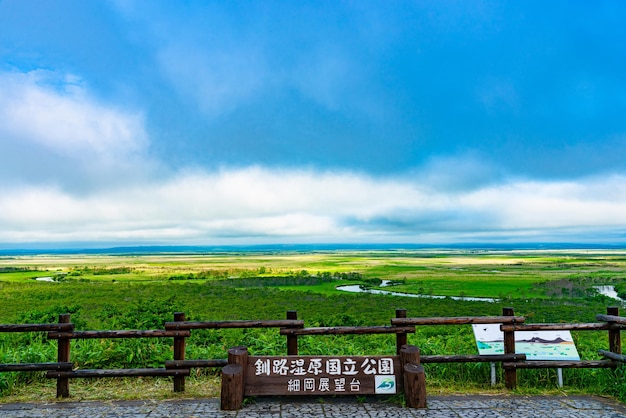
[1,395,625,417]
[364,403,419,417]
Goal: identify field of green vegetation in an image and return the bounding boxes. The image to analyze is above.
[1,249,625,403]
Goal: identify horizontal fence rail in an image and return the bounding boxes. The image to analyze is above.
[47,368,191,379]
[0,320,75,375]
[500,323,610,331]
[165,359,229,369]
[420,354,527,363]
[596,314,626,324]
[0,362,73,372]
[47,330,190,339]
[0,306,623,398]
[165,319,304,330]
[0,323,74,333]
[598,350,626,363]
[391,316,526,326]
[502,360,616,369]
[279,325,416,335]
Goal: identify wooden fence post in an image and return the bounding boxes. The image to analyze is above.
[396,308,407,354]
[56,313,72,398]
[503,307,517,389]
[286,310,298,355]
[173,312,186,392]
[228,346,248,391]
[221,346,248,410]
[403,363,427,408]
[221,364,243,410]
[400,344,420,368]
[400,344,426,408]
[608,306,621,359]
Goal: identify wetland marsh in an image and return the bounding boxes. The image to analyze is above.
[1,248,625,402]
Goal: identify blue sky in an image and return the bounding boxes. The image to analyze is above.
[1,0,625,247]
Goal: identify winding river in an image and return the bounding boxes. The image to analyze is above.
[335,284,498,303]
[336,283,625,304]
[594,285,626,303]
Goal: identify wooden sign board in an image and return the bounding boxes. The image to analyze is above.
[245,355,401,396]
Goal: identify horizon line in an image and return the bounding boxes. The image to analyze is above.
[1,242,625,256]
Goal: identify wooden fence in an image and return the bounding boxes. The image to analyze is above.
[0,321,73,374]
[0,307,624,398]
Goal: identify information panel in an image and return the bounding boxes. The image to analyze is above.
[472,324,580,361]
[245,355,401,396]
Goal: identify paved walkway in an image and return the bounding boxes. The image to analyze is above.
[1,395,625,417]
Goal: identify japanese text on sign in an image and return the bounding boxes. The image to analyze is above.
[251,357,396,394]
[254,357,394,377]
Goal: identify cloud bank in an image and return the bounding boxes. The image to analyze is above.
[1,166,625,245]
[1,68,625,246]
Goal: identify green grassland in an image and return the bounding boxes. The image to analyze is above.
[1,249,625,402]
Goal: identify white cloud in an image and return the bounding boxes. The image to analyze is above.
[0,70,146,157]
[463,178,626,229]
[1,168,624,245]
[0,70,155,190]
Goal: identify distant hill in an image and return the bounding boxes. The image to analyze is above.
[518,337,567,344]
[482,336,570,344]
[0,242,624,256]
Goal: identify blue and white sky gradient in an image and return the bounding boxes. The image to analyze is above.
[1,0,625,247]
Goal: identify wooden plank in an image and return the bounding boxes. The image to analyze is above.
[245,355,401,396]
[165,320,304,330]
[0,362,72,372]
[48,330,190,339]
[391,316,525,326]
[166,359,228,369]
[279,326,415,336]
[420,354,526,363]
[0,323,73,333]
[47,368,190,378]
[503,360,616,369]
[501,323,608,332]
